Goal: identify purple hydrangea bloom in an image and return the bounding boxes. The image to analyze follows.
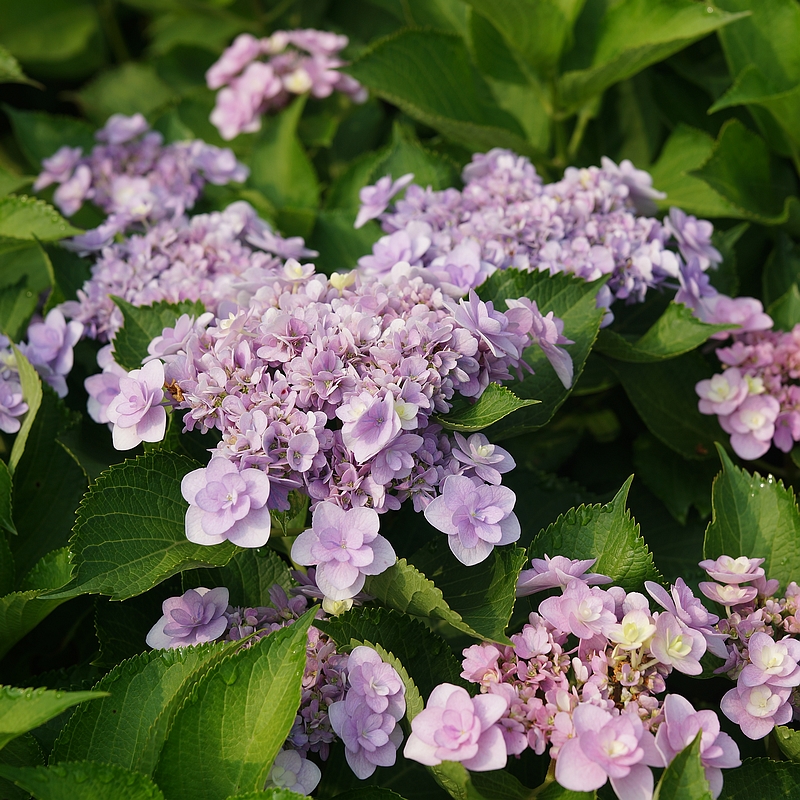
[423,475,520,566]
[182,457,272,547]
[146,586,230,649]
[699,555,766,585]
[33,145,83,191]
[720,683,793,740]
[264,749,321,795]
[337,390,402,464]
[355,174,414,229]
[718,394,780,460]
[0,376,27,434]
[450,432,515,485]
[345,646,405,717]
[96,112,149,144]
[696,368,749,416]
[291,502,396,601]
[517,555,612,596]
[403,683,508,772]
[600,156,666,214]
[665,207,722,269]
[539,579,616,640]
[554,704,662,799]
[649,612,706,675]
[738,632,800,688]
[699,581,758,607]
[84,344,127,424]
[20,309,84,398]
[106,359,167,450]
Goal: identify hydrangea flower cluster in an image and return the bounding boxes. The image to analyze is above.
[0,307,84,430]
[355,149,771,330]
[698,555,800,740]
[61,200,315,342]
[405,554,742,800]
[146,581,404,793]
[207,30,366,140]
[35,113,248,252]
[102,259,566,575]
[696,326,800,459]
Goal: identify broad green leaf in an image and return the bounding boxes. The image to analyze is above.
[703,447,800,591]
[366,544,526,644]
[154,610,315,800]
[8,347,42,473]
[0,45,40,88]
[112,297,206,372]
[469,771,532,800]
[558,0,745,113]
[11,385,87,576]
[0,733,44,800]
[0,548,73,659]
[0,457,16,536]
[465,0,586,74]
[530,477,662,592]
[0,686,105,751]
[45,452,236,601]
[3,106,95,172]
[632,435,716,524]
[476,270,605,439]
[0,761,165,800]
[425,760,486,800]
[229,791,309,800]
[595,302,735,362]
[648,125,745,218]
[435,384,539,432]
[522,784,593,800]
[0,0,99,63]
[605,351,723,460]
[775,726,800,762]
[346,30,535,157]
[654,734,712,800]
[248,97,320,212]
[182,548,292,606]
[763,233,800,307]
[767,283,800,331]
[0,277,37,341]
[331,790,408,800]
[0,238,54,296]
[0,536,12,596]
[319,606,468,709]
[44,245,91,306]
[0,196,81,242]
[268,489,309,538]
[718,758,800,799]
[51,642,237,774]
[0,166,32,199]
[307,210,381,276]
[689,120,800,226]
[73,63,177,125]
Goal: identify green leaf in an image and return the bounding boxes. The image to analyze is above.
[0,761,165,800]
[0,277,38,341]
[595,302,735,362]
[51,642,237,775]
[73,63,177,125]
[469,771,532,800]
[0,238,55,297]
[767,283,800,331]
[0,459,16,537]
[424,760,485,800]
[366,543,526,644]
[0,166,32,199]
[0,734,44,800]
[247,97,320,212]
[435,384,539,432]
[649,125,747,218]
[689,119,800,226]
[0,686,105,751]
[632,434,716,524]
[319,606,468,710]
[476,270,605,440]
[530,476,662,592]
[763,233,800,308]
[775,726,800,762]
[229,791,309,800]
[654,733,712,800]
[0,0,99,63]
[3,106,95,172]
[0,548,74,660]
[46,452,236,602]
[153,610,315,800]
[182,548,292,606]
[703,446,800,591]
[0,535,13,597]
[605,351,723,460]
[306,210,381,276]
[8,347,42,473]
[330,790,408,800]
[346,30,535,157]
[112,297,206,372]
[11,385,88,576]
[0,44,40,88]
[718,758,800,799]
[0,196,81,241]
[558,0,746,113]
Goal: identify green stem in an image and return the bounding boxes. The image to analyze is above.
[97,0,129,64]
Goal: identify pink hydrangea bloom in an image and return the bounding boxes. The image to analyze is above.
[696,367,749,416]
[539,579,616,640]
[738,632,800,688]
[699,555,766,585]
[182,458,272,547]
[720,683,793,739]
[403,683,508,772]
[146,586,229,649]
[718,394,780,460]
[516,555,612,596]
[649,612,706,675]
[355,174,414,229]
[291,502,396,600]
[106,359,167,450]
[265,749,321,795]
